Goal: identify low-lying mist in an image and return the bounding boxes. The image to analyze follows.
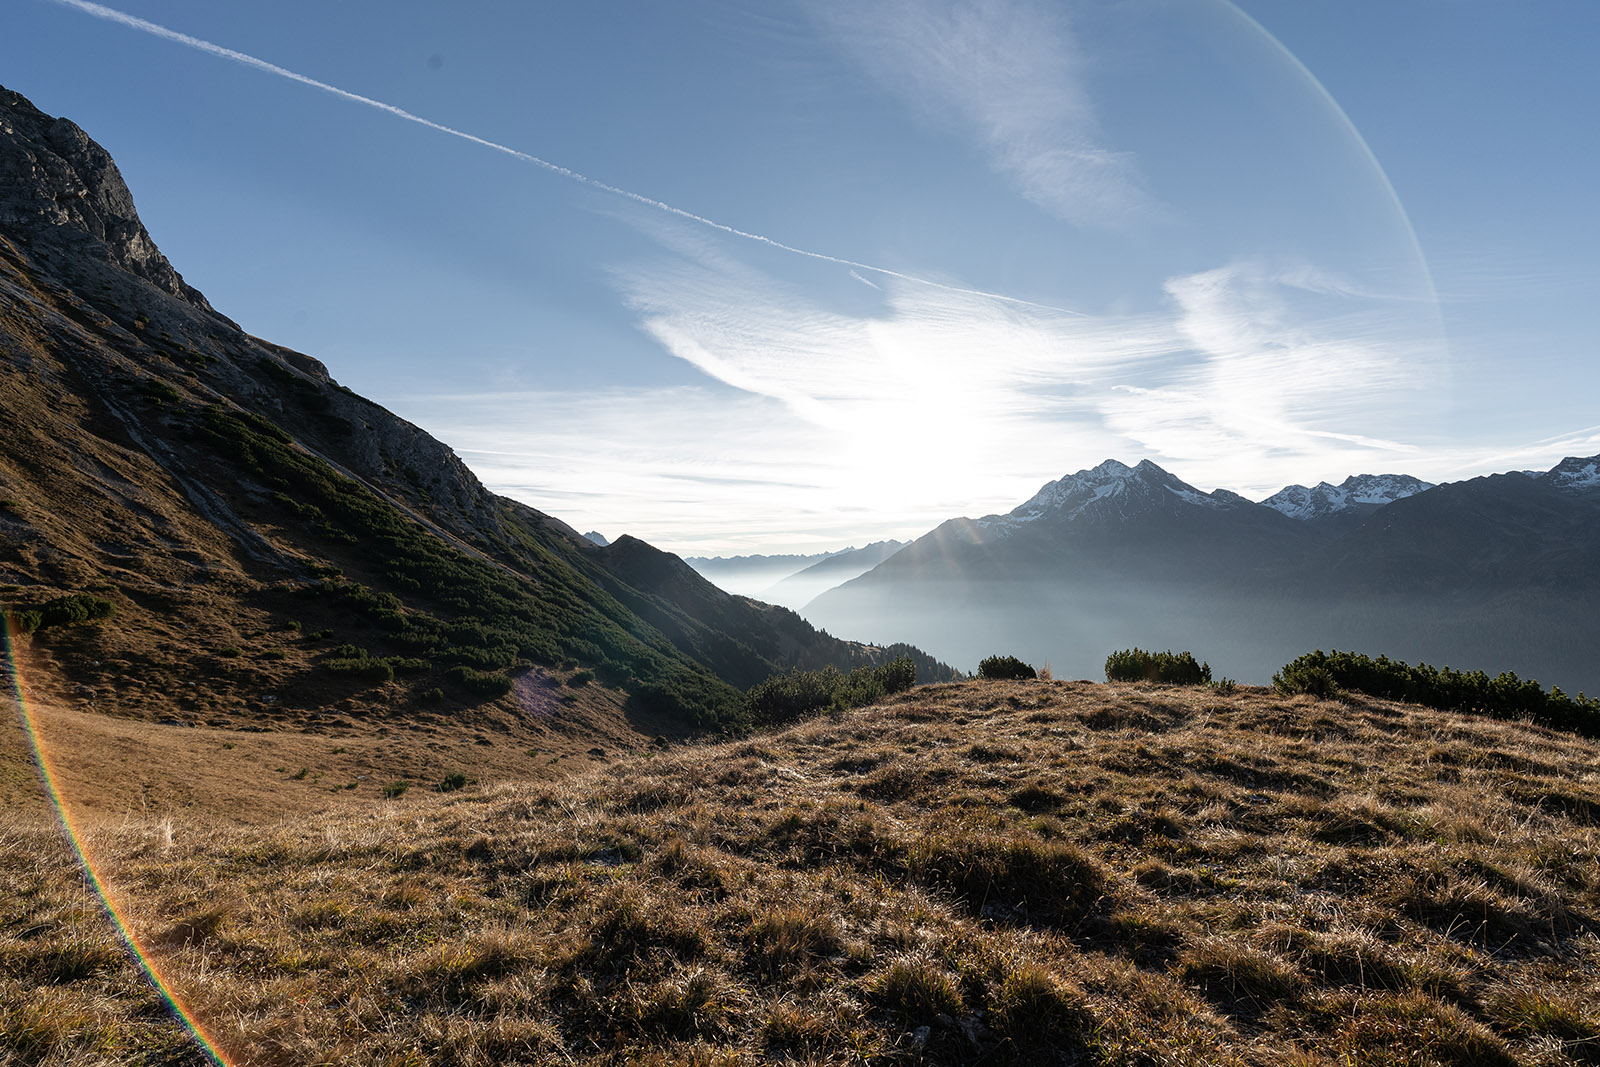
[802,578,1600,695]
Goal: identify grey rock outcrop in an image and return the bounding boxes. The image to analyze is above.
[0,86,217,313]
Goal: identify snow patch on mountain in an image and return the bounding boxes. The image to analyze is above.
[1261,474,1432,520]
[977,458,1231,533]
[1543,455,1600,490]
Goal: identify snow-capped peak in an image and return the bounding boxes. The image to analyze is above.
[979,459,1229,531]
[1542,454,1600,490]
[1260,474,1432,520]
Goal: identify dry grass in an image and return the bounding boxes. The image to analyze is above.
[6,679,1600,1065]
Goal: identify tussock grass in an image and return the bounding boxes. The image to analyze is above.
[0,826,202,1064]
[5,680,1600,1064]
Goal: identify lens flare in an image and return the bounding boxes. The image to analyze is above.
[3,617,233,1067]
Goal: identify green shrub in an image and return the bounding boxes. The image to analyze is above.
[747,667,842,727]
[879,655,917,694]
[2,608,43,635]
[1104,648,1211,685]
[135,379,181,405]
[566,669,594,688]
[437,773,468,792]
[324,657,394,684]
[979,655,1037,681]
[444,665,514,700]
[1272,654,1341,699]
[382,780,410,799]
[1274,650,1600,736]
[745,656,916,729]
[11,593,118,632]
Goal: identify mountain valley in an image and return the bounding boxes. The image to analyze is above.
[4,84,1600,1067]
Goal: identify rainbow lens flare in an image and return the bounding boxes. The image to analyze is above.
[4,618,234,1066]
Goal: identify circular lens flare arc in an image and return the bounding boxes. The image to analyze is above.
[2,619,234,1067]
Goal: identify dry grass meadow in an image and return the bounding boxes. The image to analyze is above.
[5,679,1600,1066]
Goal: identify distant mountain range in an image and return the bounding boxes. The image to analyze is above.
[756,541,906,611]
[688,541,907,611]
[683,550,846,597]
[805,456,1600,693]
[1261,473,1433,531]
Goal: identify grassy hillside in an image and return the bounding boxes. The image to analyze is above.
[7,679,1598,1065]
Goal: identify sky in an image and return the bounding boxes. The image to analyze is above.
[3,0,1597,556]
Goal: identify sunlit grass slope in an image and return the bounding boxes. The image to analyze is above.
[7,679,1600,1065]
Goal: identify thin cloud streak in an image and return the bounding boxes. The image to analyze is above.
[811,0,1154,226]
[50,0,1082,316]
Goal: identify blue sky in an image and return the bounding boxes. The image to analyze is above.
[4,1,1596,554]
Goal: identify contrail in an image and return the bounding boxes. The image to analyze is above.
[49,0,1084,317]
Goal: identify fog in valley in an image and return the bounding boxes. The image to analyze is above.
[800,578,1600,697]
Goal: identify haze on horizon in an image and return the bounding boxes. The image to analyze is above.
[6,0,1597,556]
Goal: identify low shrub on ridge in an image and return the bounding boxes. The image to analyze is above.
[746,656,916,728]
[1274,649,1600,737]
[1104,648,1211,685]
[978,655,1037,681]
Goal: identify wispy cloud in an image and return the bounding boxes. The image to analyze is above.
[396,222,1474,552]
[1097,261,1450,493]
[809,0,1154,226]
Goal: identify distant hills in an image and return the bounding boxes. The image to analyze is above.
[682,550,845,598]
[0,86,951,742]
[805,456,1600,692]
[690,541,906,611]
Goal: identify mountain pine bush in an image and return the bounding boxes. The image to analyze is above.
[978,655,1037,681]
[746,656,917,728]
[1273,650,1600,737]
[1104,648,1210,685]
[2,593,115,635]
[445,665,516,700]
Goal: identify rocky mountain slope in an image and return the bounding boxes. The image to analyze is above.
[0,85,947,753]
